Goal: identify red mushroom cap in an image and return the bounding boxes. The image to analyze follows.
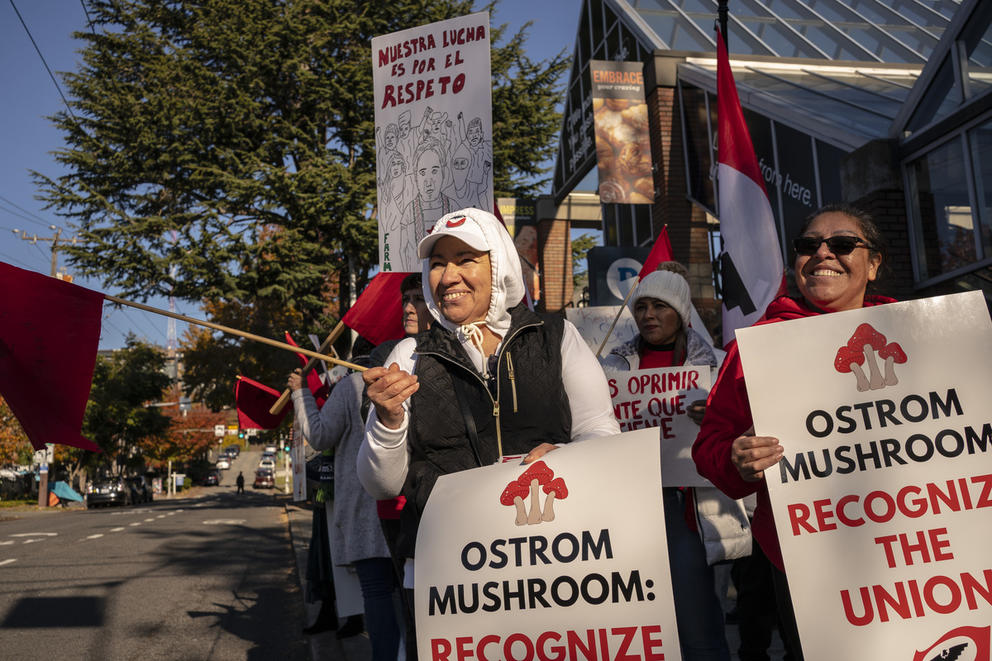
[848,323,887,351]
[834,345,865,373]
[500,481,528,505]
[543,477,568,499]
[517,460,554,487]
[878,342,907,363]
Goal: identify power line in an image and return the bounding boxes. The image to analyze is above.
[0,201,53,229]
[79,0,94,33]
[8,0,77,121]
[0,194,54,225]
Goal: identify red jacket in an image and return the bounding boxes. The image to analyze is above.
[692,295,896,571]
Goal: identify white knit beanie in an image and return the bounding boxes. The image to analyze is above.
[628,270,691,328]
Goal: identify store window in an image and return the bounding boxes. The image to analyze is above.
[967,118,992,261]
[908,136,975,280]
[773,122,818,246]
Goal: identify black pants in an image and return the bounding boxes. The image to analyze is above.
[733,541,800,661]
[380,517,417,661]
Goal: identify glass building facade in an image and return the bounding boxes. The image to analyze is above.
[553,0,992,305]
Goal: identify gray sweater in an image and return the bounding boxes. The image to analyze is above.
[293,372,389,565]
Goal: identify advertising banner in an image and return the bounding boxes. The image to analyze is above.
[415,428,681,660]
[607,367,712,487]
[498,197,540,304]
[590,60,653,205]
[736,292,992,660]
[372,12,493,272]
[586,246,651,306]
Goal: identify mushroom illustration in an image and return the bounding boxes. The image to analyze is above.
[878,342,907,386]
[517,461,555,525]
[834,344,870,391]
[848,323,887,390]
[541,478,569,522]
[500,480,530,526]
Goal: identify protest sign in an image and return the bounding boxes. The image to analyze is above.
[372,12,493,272]
[415,428,681,661]
[606,366,712,487]
[566,305,639,357]
[736,291,992,660]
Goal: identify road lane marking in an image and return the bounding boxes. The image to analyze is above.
[144,518,155,522]
[156,515,166,519]
[202,519,246,525]
[129,522,141,527]
[0,559,16,567]
[23,539,41,544]
[9,532,57,537]
[0,541,14,546]
[86,534,103,540]
[110,527,125,532]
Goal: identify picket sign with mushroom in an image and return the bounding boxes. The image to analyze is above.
[878,341,907,386]
[834,344,870,391]
[850,323,888,390]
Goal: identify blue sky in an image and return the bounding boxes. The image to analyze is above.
[0,0,583,350]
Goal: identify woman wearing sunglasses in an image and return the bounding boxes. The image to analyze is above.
[692,203,895,659]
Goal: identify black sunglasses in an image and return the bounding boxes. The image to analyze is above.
[793,235,872,256]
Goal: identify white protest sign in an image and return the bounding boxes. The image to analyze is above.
[372,12,493,272]
[736,291,992,661]
[565,305,639,357]
[606,367,712,487]
[415,428,681,661]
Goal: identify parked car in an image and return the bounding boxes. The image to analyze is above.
[260,451,275,463]
[216,457,231,470]
[202,469,221,486]
[264,445,277,454]
[258,458,276,471]
[253,468,275,489]
[128,476,153,504]
[223,445,241,459]
[86,477,131,508]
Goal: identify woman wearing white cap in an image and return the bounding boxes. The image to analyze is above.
[604,266,745,661]
[357,208,619,588]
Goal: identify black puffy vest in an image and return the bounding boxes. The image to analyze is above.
[397,304,571,557]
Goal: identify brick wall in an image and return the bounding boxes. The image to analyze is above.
[537,218,572,313]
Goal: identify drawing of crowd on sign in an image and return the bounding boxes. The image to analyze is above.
[372,12,494,272]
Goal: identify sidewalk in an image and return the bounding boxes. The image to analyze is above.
[285,500,371,661]
[284,500,788,661]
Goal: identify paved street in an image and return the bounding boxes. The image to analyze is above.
[0,450,307,661]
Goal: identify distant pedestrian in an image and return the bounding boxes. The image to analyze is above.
[235,471,245,494]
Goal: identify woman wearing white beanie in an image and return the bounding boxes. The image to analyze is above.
[603,265,744,661]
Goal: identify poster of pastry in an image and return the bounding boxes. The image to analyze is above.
[589,60,654,205]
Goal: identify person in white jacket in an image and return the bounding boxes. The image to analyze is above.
[357,208,619,592]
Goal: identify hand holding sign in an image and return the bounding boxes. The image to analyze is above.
[729,426,783,482]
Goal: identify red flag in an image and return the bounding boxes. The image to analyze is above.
[0,262,102,451]
[284,332,329,406]
[234,375,288,430]
[716,28,785,346]
[637,225,674,279]
[341,272,410,345]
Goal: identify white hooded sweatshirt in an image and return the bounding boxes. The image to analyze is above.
[357,208,618,502]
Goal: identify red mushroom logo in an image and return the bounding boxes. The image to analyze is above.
[500,461,567,526]
[834,323,907,392]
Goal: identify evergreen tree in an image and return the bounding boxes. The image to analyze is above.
[38,0,567,398]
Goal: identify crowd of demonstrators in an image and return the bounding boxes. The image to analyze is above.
[287,200,892,660]
[694,203,892,660]
[357,208,620,650]
[602,265,748,661]
[289,339,401,661]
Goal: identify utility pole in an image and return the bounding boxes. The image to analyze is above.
[718,0,729,49]
[12,225,79,506]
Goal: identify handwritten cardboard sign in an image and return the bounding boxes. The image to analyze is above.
[415,428,682,661]
[372,12,493,272]
[607,366,712,487]
[736,292,992,660]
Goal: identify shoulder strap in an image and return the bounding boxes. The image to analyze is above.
[452,381,484,467]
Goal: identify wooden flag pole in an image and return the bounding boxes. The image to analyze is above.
[267,321,349,415]
[595,277,640,358]
[103,295,367,372]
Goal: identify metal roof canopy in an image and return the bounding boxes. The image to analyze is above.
[552,0,972,203]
